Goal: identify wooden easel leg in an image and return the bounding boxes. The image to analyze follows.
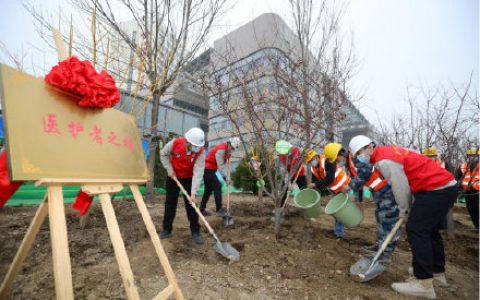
[0,195,49,299]
[130,185,184,300]
[48,185,74,299]
[99,193,140,300]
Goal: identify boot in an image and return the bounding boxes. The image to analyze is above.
[391,277,436,299]
[408,267,449,287]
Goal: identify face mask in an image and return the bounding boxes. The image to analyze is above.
[310,159,319,167]
[357,154,370,164]
[337,161,345,167]
[191,146,201,153]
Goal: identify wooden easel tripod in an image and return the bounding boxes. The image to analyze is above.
[0,179,184,300]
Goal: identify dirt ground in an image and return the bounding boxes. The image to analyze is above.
[0,194,478,299]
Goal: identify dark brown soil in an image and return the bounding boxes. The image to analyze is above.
[0,194,478,299]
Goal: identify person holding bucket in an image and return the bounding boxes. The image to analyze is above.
[275,140,308,204]
[159,128,206,245]
[304,143,351,238]
[360,140,457,299]
[274,140,307,222]
[348,135,401,263]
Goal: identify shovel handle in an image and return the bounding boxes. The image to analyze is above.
[370,218,404,264]
[360,217,404,279]
[379,218,403,252]
[171,176,221,243]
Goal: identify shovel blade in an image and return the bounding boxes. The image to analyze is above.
[223,215,234,227]
[350,256,373,276]
[213,241,240,262]
[358,261,387,282]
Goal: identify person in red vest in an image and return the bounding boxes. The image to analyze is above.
[458,147,479,230]
[360,140,457,299]
[275,140,307,207]
[159,128,206,245]
[200,137,241,216]
[348,135,400,262]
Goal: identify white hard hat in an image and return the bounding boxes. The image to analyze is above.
[185,128,205,147]
[229,137,241,149]
[349,135,372,156]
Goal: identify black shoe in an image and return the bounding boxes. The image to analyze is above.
[192,233,204,245]
[159,231,171,239]
[363,244,379,253]
[201,209,212,216]
[216,208,228,217]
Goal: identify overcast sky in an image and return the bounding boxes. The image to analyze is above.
[0,0,478,122]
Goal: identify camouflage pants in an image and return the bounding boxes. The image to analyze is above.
[373,189,401,254]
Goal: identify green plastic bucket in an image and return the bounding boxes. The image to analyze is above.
[325,193,363,228]
[293,189,321,218]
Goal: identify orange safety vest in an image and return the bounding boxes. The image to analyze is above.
[347,152,358,177]
[461,162,479,192]
[435,159,446,169]
[365,168,389,192]
[311,155,351,193]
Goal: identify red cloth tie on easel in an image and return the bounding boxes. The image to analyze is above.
[71,191,94,216]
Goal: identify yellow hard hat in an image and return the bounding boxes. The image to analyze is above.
[467,147,479,155]
[423,147,438,157]
[303,148,318,163]
[324,143,343,163]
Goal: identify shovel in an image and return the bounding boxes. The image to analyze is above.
[223,162,234,227]
[350,218,403,282]
[172,177,240,262]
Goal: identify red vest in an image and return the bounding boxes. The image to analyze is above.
[170,137,204,178]
[205,143,230,171]
[365,168,388,192]
[279,146,305,177]
[370,145,454,193]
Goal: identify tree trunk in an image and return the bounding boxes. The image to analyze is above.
[146,91,161,200]
[257,187,263,201]
[273,205,282,238]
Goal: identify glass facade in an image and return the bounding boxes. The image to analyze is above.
[117,91,202,138]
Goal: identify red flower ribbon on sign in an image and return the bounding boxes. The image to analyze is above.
[45,56,120,108]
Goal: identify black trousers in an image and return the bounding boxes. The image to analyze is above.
[407,185,458,279]
[163,177,200,234]
[200,169,223,212]
[280,175,307,206]
[465,193,479,229]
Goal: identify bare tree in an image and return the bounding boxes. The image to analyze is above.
[24,0,229,197]
[375,75,479,172]
[201,2,357,235]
